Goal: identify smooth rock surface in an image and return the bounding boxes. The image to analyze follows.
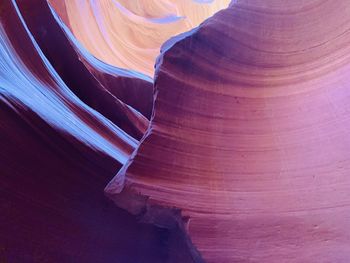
[49,0,230,77]
[0,0,196,262]
[106,1,350,262]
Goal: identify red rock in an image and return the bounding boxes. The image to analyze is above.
[48,0,231,77]
[0,0,195,262]
[17,0,152,139]
[106,1,350,262]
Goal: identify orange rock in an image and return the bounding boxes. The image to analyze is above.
[49,0,230,77]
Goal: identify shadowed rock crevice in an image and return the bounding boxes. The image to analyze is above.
[0,0,201,262]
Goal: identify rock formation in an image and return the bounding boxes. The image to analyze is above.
[49,0,230,76]
[0,0,196,262]
[105,1,350,262]
[2,0,350,262]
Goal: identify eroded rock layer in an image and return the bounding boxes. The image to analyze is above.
[49,0,230,77]
[17,0,153,139]
[0,0,196,262]
[106,1,350,262]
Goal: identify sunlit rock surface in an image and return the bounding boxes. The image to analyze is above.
[18,0,153,139]
[106,1,350,262]
[2,0,350,262]
[49,0,230,77]
[0,0,196,262]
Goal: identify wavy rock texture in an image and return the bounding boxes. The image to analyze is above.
[18,0,153,139]
[106,1,350,262]
[0,0,197,262]
[3,0,350,262]
[49,0,230,77]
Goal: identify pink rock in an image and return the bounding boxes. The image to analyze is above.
[106,1,350,262]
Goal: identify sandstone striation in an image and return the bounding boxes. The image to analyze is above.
[106,1,350,262]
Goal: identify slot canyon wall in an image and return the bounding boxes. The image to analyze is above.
[2,0,350,262]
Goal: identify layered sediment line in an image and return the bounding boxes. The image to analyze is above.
[106,1,350,262]
[0,0,197,262]
[49,0,230,76]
